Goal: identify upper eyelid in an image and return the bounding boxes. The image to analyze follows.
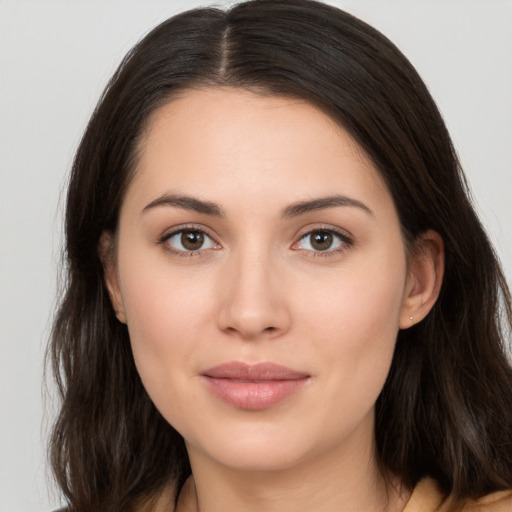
[160,224,217,241]
[295,224,353,241]
[158,224,353,249]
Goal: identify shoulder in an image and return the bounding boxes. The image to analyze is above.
[405,478,512,512]
[461,490,512,512]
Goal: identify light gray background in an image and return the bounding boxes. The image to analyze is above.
[1,1,511,511]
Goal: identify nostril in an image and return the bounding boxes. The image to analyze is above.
[215,281,292,339]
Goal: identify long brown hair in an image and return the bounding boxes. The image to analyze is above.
[48,1,512,510]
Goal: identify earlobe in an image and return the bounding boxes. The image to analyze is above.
[399,230,444,329]
[98,231,127,324]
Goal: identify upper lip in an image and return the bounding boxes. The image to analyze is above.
[202,362,309,381]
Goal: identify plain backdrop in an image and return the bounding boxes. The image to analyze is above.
[0,1,511,511]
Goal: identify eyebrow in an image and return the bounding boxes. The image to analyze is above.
[142,194,225,217]
[281,195,373,218]
[142,193,373,218]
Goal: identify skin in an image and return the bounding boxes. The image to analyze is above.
[102,87,444,512]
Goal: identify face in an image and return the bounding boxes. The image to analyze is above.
[104,87,425,474]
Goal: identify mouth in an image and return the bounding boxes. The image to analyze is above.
[201,362,310,410]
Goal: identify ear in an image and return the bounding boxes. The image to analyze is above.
[98,231,127,324]
[399,230,444,329]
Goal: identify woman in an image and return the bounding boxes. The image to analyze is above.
[48,1,512,511]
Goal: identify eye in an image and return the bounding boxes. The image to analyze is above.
[293,228,352,254]
[162,228,219,255]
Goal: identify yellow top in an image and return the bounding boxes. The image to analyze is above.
[404,478,512,512]
[135,476,512,511]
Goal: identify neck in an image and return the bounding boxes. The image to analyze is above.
[176,421,410,512]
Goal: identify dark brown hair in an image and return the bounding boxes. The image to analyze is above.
[48,1,512,510]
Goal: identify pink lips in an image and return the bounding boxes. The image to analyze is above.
[201,362,310,410]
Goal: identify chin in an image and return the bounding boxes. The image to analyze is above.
[182,408,370,475]
[190,436,313,472]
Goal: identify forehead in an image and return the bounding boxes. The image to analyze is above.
[125,87,391,215]
[140,87,365,164]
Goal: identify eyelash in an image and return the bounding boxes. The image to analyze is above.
[159,225,354,258]
[159,224,219,258]
[293,226,354,258]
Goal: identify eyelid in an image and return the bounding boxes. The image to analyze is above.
[159,224,221,256]
[157,223,353,258]
[291,225,354,255]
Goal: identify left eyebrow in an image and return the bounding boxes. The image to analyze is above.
[281,195,374,218]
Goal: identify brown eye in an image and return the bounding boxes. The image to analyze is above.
[181,230,204,250]
[294,228,349,254]
[310,230,334,251]
[164,228,218,254]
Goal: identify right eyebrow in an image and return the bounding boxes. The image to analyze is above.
[141,193,225,217]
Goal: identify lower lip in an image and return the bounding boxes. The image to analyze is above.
[203,377,309,410]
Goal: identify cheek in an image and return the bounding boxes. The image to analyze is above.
[302,247,406,341]
[117,250,217,394]
[298,249,406,412]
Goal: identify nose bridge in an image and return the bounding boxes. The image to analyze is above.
[216,241,290,339]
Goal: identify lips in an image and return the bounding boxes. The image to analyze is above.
[201,362,310,410]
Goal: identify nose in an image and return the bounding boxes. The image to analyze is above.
[216,247,292,340]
